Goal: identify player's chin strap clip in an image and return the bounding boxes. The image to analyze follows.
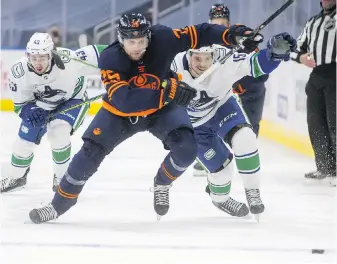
[129,116,139,124]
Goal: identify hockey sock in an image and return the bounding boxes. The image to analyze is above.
[47,121,72,182]
[156,128,196,185]
[156,154,188,185]
[231,127,261,189]
[207,156,235,203]
[7,137,36,179]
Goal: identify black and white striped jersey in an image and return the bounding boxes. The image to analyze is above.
[294,8,336,66]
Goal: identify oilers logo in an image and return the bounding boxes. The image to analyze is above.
[128,73,161,90]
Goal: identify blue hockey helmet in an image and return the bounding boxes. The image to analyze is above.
[209,4,230,20]
[117,13,151,44]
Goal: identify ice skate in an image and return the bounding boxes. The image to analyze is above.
[0,168,30,193]
[151,180,172,220]
[52,174,61,192]
[245,188,265,222]
[205,185,249,217]
[29,204,58,224]
[305,170,327,180]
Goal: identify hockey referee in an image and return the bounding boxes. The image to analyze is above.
[292,0,336,184]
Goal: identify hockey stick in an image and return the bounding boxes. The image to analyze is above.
[49,93,105,118]
[48,50,105,115]
[51,50,100,69]
[194,0,295,84]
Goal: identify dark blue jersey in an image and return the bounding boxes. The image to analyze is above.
[98,23,232,117]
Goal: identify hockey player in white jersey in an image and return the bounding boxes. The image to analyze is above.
[171,31,297,218]
[1,32,106,193]
[193,4,269,177]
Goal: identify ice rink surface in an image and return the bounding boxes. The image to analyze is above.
[0,112,336,264]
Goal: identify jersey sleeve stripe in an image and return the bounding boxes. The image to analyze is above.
[191,26,198,49]
[222,29,231,46]
[107,81,129,100]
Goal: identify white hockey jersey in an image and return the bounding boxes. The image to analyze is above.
[171,46,269,127]
[8,45,106,113]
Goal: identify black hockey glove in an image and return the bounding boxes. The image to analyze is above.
[161,78,197,107]
[226,24,264,54]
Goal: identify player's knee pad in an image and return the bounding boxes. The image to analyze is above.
[67,139,107,182]
[225,124,252,147]
[12,137,36,157]
[207,155,235,203]
[47,120,72,148]
[231,126,258,155]
[166,128,197,166]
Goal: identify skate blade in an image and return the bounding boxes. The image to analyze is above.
[1,185,26,194]
[252,213,261,223]
[304,177,329,186]
[156,215,162,221]
[329,177,336,187]
[193,172,208,177]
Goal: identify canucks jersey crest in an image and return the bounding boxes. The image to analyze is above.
[34,85,67,106]
[188,91,219,112]
[187,91,220,123]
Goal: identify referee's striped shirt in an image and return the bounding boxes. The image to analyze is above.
[294,8,336,67]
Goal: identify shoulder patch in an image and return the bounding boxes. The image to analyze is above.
[11,62,25,79]
[57,49,71,63]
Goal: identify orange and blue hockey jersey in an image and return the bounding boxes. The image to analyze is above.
[98,23,233,117]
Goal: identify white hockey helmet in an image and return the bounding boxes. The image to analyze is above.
[187,46,215,77]
[26,32,54,56]
[26,32,62,73]
[187,46,215,65]
[189,46,214,55]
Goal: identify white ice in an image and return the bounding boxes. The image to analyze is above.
[0,112,336,264]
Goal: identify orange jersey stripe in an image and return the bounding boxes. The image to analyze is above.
[107,81,128,100]
[161,163,177,180]
[58,186,78,199]
[222,29,231,46]
[187,26,194,49]
[102,101,160,117]
[190,25,198,49]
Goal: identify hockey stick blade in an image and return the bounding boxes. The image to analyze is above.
[194,0,295,84]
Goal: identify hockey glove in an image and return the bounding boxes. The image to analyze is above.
[19,103,49,128]
[266,32,297,62]
[226,25,264,54]
[161,78,197,107]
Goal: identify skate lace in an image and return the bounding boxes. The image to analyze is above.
[36,204,58,221]
[223,198,242,213]
[1,178,16,190]
[150,184,172,206]
[246,189,262,206]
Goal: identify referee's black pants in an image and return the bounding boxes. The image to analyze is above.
[305,65,336,175]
